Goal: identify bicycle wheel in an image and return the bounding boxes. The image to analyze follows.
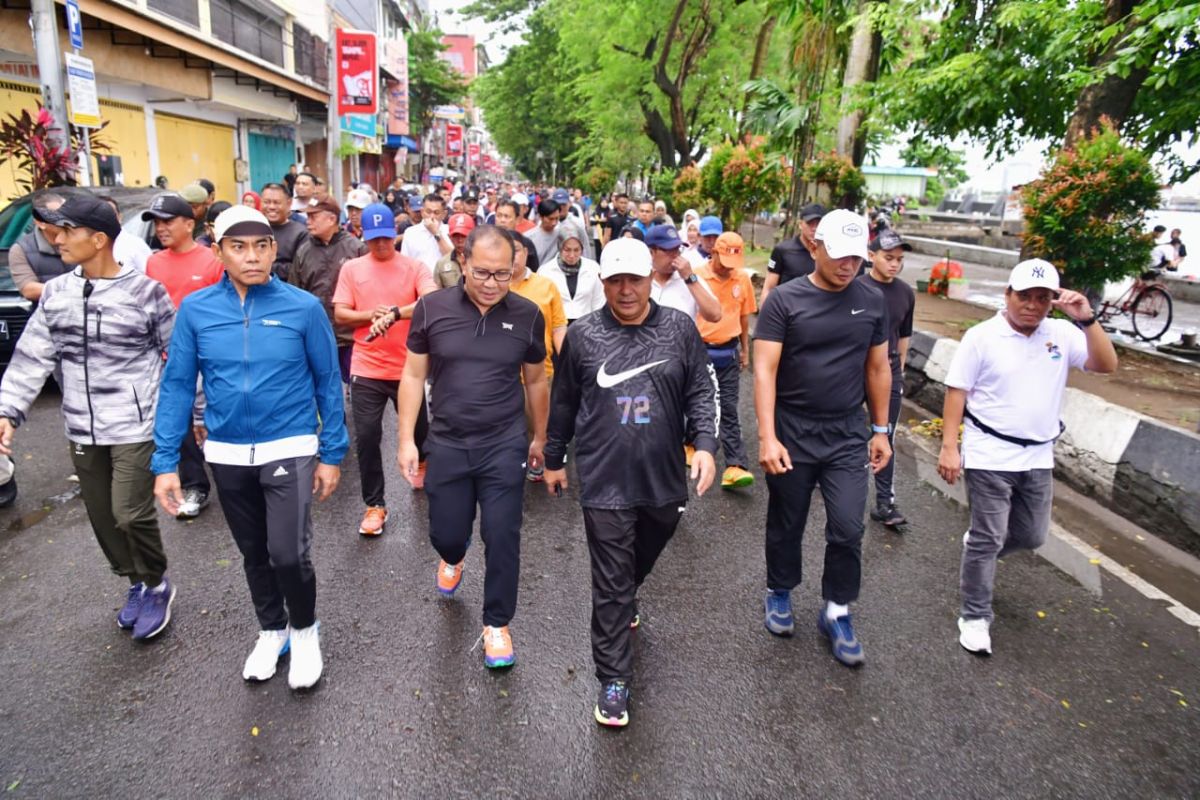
[1131,285,1173,341]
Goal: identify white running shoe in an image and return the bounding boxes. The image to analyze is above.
[958,616,992,655]
[288,622,323,689]
[242,628,291,681]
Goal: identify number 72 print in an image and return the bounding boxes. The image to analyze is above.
[616,396,650,424]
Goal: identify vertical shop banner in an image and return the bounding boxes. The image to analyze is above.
[383,37,409,136]
[336,29,377,116]
[468,143,481,167]
[445,124,464,158]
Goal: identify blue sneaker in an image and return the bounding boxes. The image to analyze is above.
[817,607,864,667]
[594,680,630,727]
[764,590,794,636]
[132,578,176,641]
[117,583,145,630]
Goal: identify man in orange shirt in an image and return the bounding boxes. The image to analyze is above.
[333,204,437,537]
[509,234,566,483]
[143,193,224,518]
[697,231,757,489]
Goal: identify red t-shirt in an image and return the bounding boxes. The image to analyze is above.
[145,245,224,308]
[332,252,437,380]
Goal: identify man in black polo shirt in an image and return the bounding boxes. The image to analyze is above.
[858,230,915,529]
[399,225,548,671]
[543,238,717,728]
[761,203,825,306]
[601,193,632,248]
[754,208,893,668]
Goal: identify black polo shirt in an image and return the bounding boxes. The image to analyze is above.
[605,211,631,241]
[407,285,546,448]
[857,272,914,371]
[754,276,887,417]
[767,237,815,285]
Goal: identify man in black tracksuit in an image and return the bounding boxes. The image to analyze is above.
[544,238,718,728]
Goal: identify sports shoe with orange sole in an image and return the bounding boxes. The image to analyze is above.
[437,559,463,596]
[358,506,388,536]
[684,444,695,468]
[482,625,515,668]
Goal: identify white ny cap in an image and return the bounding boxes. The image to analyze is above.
[214,205,272,242]
[1009,259,1060,292]
[345,188,372,209]
[814,208,869,260]
[599,238,653,279]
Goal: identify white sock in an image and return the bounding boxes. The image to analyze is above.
[148,581,167,594]
[825,602,849,621]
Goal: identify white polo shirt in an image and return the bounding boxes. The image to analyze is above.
[944,312,1088,471]
[650,270,713,320]
[400,221,450,272]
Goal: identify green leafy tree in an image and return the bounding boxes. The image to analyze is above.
[900,140,968,205]
[672,165,706,212]
[802,150,866,209]
[407,31,469,139]
[1021,121,1161,291]
[576,167,615,198]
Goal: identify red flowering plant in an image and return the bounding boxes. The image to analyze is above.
[0,104,109,199]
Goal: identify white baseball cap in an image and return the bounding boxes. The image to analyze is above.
[214,205,272,242]
[1009,258,1060,292]
[345,189,372,209]
[599,238,653,279]
[511,192,530,205]
[814,208,869,260]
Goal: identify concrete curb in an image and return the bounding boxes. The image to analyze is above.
[905,235,1021,269]
[904,329,1200,556]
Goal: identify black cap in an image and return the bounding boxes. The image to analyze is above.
[197,178,216,196]
[463,191,479,203]
[55,195,122,240]
[869,229,913,252]
[799,203,826,222]
[205,201,233,224]
[141,193,195,222]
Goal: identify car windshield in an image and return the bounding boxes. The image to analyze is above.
[0,200,32,292]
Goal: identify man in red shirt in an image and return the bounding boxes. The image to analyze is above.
[333,204,437,537]
[143,193,223,519]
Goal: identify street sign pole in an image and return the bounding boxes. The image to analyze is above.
[30,0,69,153]
[66,0,91,187]
[327,19,343,201]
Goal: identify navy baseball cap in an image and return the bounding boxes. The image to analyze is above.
[698,215,723,236]
[552,188,570,205]
[644,224,683,250]
[408,194,423,211]
[361,203,396,241]
[141,193,194,221]
[55,195,122,240]
[869,229,913,252]
[800,203,827,222]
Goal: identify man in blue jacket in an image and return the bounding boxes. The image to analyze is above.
[151,206,348,690]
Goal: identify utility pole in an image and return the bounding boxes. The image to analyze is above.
[326,13,343,201]
[30,0,68,152]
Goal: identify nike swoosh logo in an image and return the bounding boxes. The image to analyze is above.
[851,309,865,315]
[596,359,669,388]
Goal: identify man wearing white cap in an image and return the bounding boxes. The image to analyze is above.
[343,188,372,239]
[937,259,1116,655]
[152,205,348,689]
[753,208,893,668]
[544,238,717,728]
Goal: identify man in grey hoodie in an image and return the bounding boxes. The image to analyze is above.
[0,196,178,641]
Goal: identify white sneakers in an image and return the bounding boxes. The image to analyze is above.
[243,629,291,681]
[287,623,323,689]
[958,617,992,655]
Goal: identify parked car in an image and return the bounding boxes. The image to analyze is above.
[0,186,163,373]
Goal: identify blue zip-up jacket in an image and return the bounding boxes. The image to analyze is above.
[151,273,349,474]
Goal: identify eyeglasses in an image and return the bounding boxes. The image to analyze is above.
[470,267,513,283]
[721,247,743,255]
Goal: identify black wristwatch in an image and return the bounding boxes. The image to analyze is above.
[390,305,401,321]
[684,273,699,285]
[1076,316,1097,328]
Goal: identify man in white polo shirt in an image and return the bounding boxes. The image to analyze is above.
[400,193,452,272]
[645,224,721,324]
[937,259,1117,655]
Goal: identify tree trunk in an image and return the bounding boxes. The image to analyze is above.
[738,16,777,138]
[835,1,879,163]
[1063,0,1148,148]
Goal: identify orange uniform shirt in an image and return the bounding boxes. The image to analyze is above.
[696,263,757,344]
[145,245,224,308]
[511,270,566,378]
[332,252,437,380]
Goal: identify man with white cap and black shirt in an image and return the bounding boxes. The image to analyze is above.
[754,208,893,667]
[544,237,718,728]
[152,205,348,689]
[858,229,915,529]
[938,259,1116,655]
[761,203,824,306]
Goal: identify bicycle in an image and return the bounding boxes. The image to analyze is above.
[1096,269,1174,342]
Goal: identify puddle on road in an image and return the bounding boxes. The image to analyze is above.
[5,485,81,532]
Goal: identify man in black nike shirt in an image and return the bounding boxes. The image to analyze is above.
[544,237,717,729]
[761,203,825,306]
[858,230,915,528]
[754,209,893,668]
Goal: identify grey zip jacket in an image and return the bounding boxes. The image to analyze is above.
[0,264,175,445]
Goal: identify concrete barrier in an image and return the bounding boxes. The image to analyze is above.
[903,329,1200,556]
[904,236,1021,269]
[1161,272,1200,304]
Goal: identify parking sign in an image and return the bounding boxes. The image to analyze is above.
[66,0,83,51]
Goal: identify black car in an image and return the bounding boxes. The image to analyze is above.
[0,186,163,372]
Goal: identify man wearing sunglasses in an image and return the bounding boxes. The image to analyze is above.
[398,225,549,671]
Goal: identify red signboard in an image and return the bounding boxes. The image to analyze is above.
[336,29,378,117]
[468,143,481,167]
[445,124,464,158]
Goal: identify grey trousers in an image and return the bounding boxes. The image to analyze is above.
[961,468,1054,622]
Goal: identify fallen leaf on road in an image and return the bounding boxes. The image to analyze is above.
[499,689,509,698]
[215,559,231,567]
[1089,558,1101,565]
[1141,642,1149,648]
[1036,611,1047,619]
[1181,700,1189,708]
[1061,700,1071,709]
[251,726,259,737]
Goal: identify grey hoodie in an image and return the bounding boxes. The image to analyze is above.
[0,264,175,445]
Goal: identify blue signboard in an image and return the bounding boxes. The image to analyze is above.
[339,114,374,137]
[66,0,83,51]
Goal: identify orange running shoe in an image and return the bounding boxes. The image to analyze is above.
[411,461,427,490]
[358,506,388,537]
[436,559,463,596]
[684,444,695,467]
[482,625,515,668]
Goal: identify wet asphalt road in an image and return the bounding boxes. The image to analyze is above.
[1,386,1198,799]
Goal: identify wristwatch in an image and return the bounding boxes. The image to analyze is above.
[871,424,890,434]
[684,273,699,285]
[1076,316,1097,328]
